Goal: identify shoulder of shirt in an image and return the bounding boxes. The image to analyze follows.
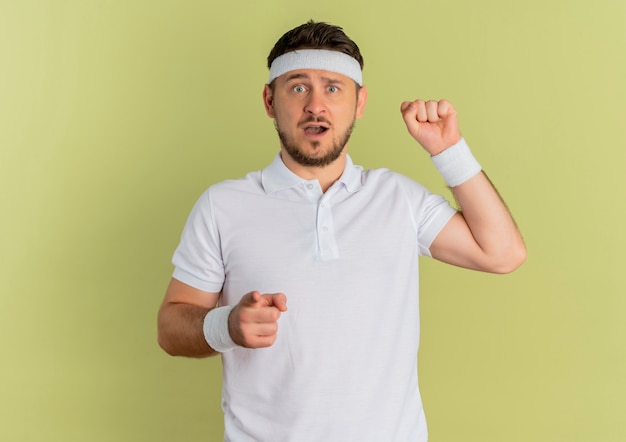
[197,165,429,198]
[361,166,424,187]
[205,170,263,193]
[188,171,264,209]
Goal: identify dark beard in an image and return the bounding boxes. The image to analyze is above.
[276,119,355,168]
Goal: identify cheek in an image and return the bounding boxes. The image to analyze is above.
[275,103,302,123]
[331,104,358,124]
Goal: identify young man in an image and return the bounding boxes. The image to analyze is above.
[158,21,526,441]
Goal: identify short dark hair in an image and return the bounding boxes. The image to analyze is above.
[267,20,364,70]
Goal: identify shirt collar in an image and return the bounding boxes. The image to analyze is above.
[261,152,363,194]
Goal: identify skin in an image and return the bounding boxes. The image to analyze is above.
[157,67,527,357]
[399,99,526,273]
[263,69,368,191]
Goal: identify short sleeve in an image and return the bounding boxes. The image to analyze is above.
[416,192,457,257]
[171,188,225,293]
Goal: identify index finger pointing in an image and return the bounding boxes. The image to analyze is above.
[263,293,288,312]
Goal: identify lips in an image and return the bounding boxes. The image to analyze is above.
[304,125,328,135]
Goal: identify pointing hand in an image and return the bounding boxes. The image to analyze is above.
[228,291,288,348]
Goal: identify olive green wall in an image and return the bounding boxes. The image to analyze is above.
[1,1,624,441]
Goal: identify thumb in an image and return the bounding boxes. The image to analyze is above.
[240,290,263,307]
[400,101,420,139]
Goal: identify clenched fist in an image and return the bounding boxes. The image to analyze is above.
[400,99,462,156]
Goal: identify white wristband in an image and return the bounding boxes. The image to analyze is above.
[203,305,238,353]
[431,138,482,187]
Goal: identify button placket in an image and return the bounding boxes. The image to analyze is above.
[316,195,338,260]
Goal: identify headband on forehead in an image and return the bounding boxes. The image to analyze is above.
[268,49,363,86]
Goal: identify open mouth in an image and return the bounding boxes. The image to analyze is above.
[304,125,329,135]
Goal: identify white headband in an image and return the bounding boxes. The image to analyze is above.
[268,49,363,86]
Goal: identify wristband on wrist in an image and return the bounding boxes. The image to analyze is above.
[431,138,482,187]
[203,305,238,353]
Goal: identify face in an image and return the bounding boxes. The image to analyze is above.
[263,69,367,168]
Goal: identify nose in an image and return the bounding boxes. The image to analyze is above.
[304,89,326,115]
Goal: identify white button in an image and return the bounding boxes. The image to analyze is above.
[320,202,326,208]
[322,225,329,231]
[307,184,314,190]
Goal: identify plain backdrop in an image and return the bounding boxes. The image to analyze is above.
[1,1,625,441]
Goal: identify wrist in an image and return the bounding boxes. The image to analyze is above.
[203,305,238,353]
[431,138,482,187]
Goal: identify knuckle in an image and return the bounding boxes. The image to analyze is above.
[264,335,278,347]
[253,336,275,349]
[238,310,253,324]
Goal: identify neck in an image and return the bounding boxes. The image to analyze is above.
[279,149,347,193]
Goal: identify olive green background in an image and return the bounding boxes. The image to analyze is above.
[1,1,624,441]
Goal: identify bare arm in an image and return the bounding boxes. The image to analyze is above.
[401,99,526,274]
[430,172,526,273]
[157,278,220,357]
[157,278,288,357]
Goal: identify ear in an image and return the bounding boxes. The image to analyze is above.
[263,84,275,118]
[355,85,368,119]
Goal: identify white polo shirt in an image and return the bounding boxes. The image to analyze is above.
[172,153,456,442]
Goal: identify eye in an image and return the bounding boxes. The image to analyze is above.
[293,85,306,93]
[328,86,339,93]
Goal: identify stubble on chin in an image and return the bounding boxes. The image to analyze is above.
[275,121,354,168]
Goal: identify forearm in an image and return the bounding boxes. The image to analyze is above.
[451,171,526,272]
[157,303,219,358]
[400,100,526,273]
